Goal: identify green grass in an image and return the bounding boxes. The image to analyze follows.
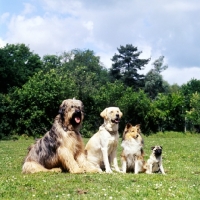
[0,133,200,199]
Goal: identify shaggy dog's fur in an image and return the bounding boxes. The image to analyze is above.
[121,123,146,173]
[22,99,100,174]
[85,107,123,173]
[146,146,166,175]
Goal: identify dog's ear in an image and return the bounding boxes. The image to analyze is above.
[119,110,123,118]
[58,106,65,115]
[160,146,163,149]
[125,123,132,130]
[59,100,67,118]
[136,124,140,128]
[100,108,107,119]
[136,124,141,134]
[151,146,155,150]
[122,123,132,140]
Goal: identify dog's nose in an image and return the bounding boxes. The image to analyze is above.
[116,114,119,118]
[75,109,81,113]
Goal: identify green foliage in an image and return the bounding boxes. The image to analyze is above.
[180,79,200,131]
[151,55,168,73]
[42,54,62,72]
[181,79,200,109]
[1,43,200,138]
[0,69,77,137]
[60,49,110,137]
[144,56,169,99]
[168,83,181,93]
[154,93,185,131]
[0,44,43,93]
[62,49,109,84]
[118,89,152,133]
[109,44,150,89]
[145,70,164,99]
[186,92,200,129]
[71,81,127,137]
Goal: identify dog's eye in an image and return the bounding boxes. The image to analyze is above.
[71,105,74,108]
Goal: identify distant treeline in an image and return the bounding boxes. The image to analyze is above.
[1,43,200,138]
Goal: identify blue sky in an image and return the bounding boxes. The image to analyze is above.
[1,0,200,85]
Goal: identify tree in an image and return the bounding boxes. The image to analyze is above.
[181,79,200,111]
[151,56,168,73]
[0,68,78,137]
[61,49,109,99]
[118,88,152,133]
[144,56,168,99]
[42,54,62,72]
[169,83,181,93]
[153,92,185,132]
[0,49,110,138]
[109,44,150,89]
[0,44,43,93]
[186,92,200,132]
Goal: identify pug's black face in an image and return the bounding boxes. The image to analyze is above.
[151,146,162,157]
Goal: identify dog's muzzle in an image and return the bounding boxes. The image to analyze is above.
[71,110,82,125]
[111,114,120,124]
[154,149,162,156]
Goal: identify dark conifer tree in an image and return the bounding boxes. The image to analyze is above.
[109,44,150,90]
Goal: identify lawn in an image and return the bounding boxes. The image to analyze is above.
[0,132,200,199]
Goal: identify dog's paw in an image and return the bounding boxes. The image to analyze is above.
[86,168,102,173]
[146,171,152,174]
[114,169,123,173]
[50,168,62,173]
[71,168,85,174]
[105,169,113,173]
[114,168,121,172]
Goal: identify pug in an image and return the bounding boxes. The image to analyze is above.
[146,146,166,175]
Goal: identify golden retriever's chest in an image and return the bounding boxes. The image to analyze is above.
[107,136,118,154]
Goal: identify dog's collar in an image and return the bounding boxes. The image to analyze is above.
[102,124,117,135]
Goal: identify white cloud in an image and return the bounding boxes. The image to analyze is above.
[162,67,200,85]
[1,0,200,85]
[0,12,10,23]
[164,2,200,12]
[5,13,91,55]
[83,21,93,32]
[0,38,6,48]
[42,0,82,16]
[22,3,36,15]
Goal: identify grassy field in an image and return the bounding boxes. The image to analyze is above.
[0,132,200,200]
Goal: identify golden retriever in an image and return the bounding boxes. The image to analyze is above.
[22,98,100,174]
[85,107,123,173]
